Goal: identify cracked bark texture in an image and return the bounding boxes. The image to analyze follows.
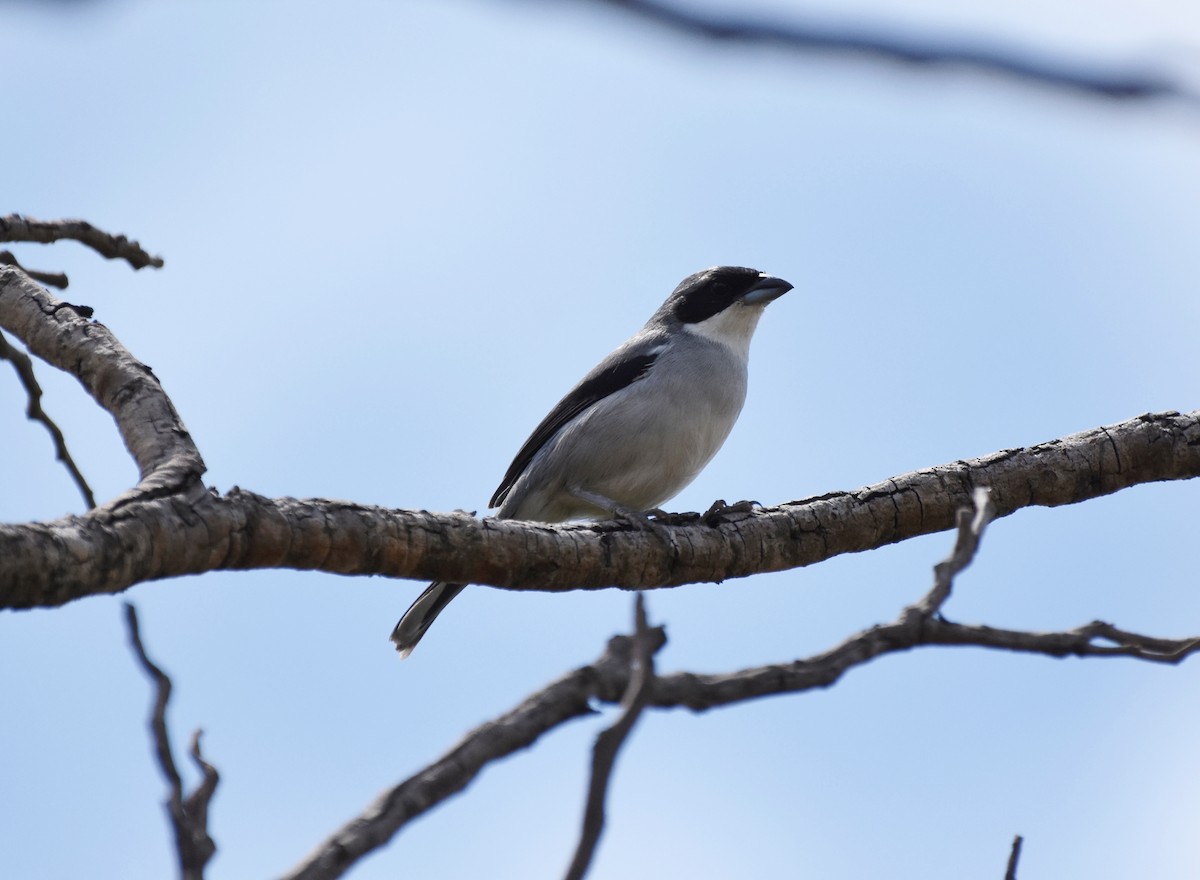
[3,263,1200,609]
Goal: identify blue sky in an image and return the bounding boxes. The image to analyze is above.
[3,1,1199,878]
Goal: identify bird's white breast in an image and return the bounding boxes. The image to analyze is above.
[506,332,749,520]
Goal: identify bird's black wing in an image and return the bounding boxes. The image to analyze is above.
[489,344,660,509]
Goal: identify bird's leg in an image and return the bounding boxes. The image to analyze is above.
[568,488,669,530]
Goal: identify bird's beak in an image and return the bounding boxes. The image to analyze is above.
[742,274,793,305]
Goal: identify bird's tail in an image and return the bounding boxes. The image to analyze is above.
[390,581,466,659]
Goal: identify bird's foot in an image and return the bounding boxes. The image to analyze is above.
[702,498,761,526]
[611,504,668,532]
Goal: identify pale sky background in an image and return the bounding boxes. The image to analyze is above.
[3,1,1199,878]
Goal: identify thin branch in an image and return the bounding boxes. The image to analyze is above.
[564,595,657,880]
[277,493,1199,879]
[904,486,994,620]
[649,614,1200,711]
[593,0,1193,103]
[279,625,669,880]
[123,603,218,880]
[1006,834,1024,880]
[0,250,69,289]
[643,492,1200,711]
[0,214,164,270]
[185,731,220,851]
[921,618,1200,664]
[0,328,96,508]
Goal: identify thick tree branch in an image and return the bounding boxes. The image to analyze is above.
[3,253,1199,610]
[1,398,1196,606]
[0,214,164,270]
[124,603,219,880]
[0,265,206,510]
[591,0,1194,103]
[1,401,1197,606]
[277,492,1199,879]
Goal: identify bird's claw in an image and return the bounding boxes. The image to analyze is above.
[702,498,761,525]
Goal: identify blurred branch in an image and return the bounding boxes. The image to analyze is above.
[0,327,96,509]
[1006,834,1024,880]
[593,0,1193,102]
[0,250,69,289]
[124,603,219,880]
[279,491,1199,878]
[0,214,164,270]
[564,595,656,880]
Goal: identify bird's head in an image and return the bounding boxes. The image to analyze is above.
[658,266,793,354]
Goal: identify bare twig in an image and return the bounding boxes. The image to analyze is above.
[123,604,218,880]
[1005,834,1024,880]
[278,492,1198,879]
[648,490,1200,711]
[0,250,69,289]
[0,214,164,270]
[185,731,220,852]
[280,624,667,880]
[905,486,994,620]
[0,328,96,508]
[922,618,1200,663]
[564,595,657,880]
[593,0,1192,102]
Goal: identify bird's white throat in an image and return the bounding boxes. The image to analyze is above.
[681,302,764,361]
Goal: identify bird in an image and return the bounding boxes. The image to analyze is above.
[390,265,793,657]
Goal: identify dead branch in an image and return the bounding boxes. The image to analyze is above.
[0,214,164,270]
[905,485,994,619]
[564,595,657,880]
[1006,834,1024,880]
[276,491,1199,879]
[279,625,669,880]
[0,264,206,515]
[0,328,96,508]
[4,255,1199,607]
[1,400,1196,607]
[591,0,1192,102]
[124,603,219,880]
[0,249,69,289]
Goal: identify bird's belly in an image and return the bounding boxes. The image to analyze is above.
[553,375,744,511]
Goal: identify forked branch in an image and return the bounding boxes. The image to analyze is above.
[124,604,219,880]
[278,491,1200,879]
[564,595,657,880]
